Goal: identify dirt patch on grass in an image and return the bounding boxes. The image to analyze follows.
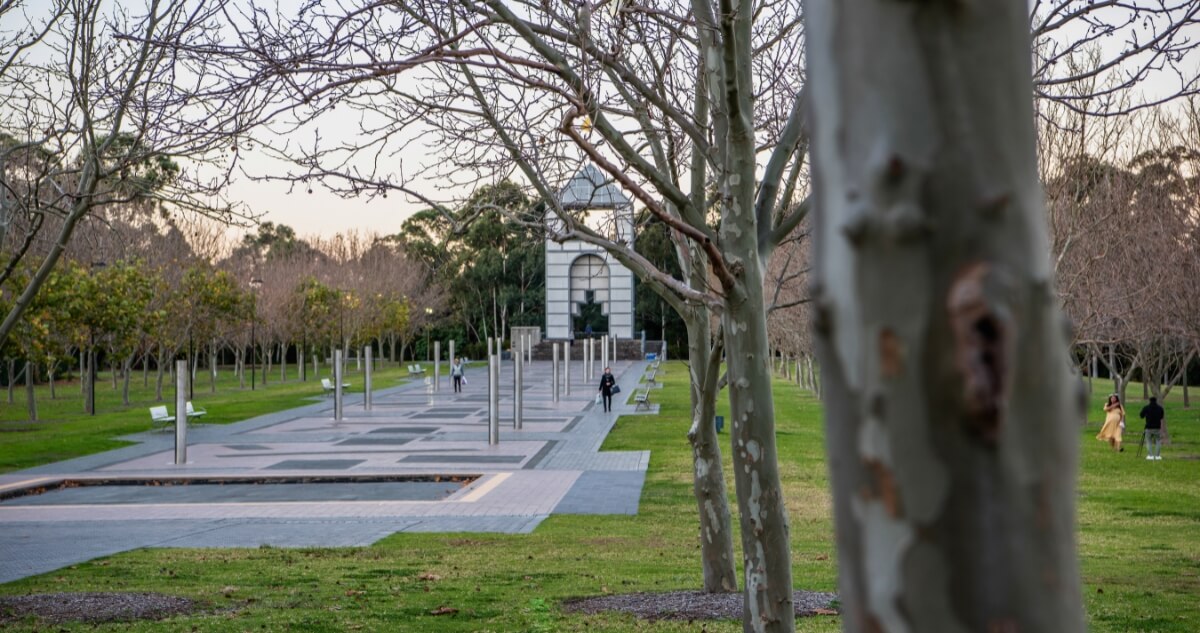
[562,589,838,621]
[0,592,205,624]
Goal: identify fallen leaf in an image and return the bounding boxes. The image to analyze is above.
[430,606,458,616]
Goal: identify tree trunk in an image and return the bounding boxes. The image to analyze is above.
[1180,350,1190,410]
[805,355,816,392]
[280,342,287,382]
[684,315,738,593]
[722,284,793,632]
[121,355,133,406]
[807,2,1086,630]
[142,350,149,387]
[8,358,16,404]
[48,361,57,399]
[237,347,246,389]
[718,79,794,629]
[155,349,166,402]
[25,360,37,421]
[110,357,117,390]
[210,342,217,393]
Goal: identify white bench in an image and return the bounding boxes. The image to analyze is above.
[186,401,207,420]
[321,378,351,395]
[634,384,652,411]
[645,366,659,387]
[149,405,174,429]
[408,364,426,377]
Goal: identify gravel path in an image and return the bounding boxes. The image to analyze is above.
[562,589,839,621]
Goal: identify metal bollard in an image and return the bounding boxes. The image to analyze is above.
[174,359,188,465]
[449,339,456,380]
[433,341,441,393]
[601,335,608,372]
[564,340,571,395]
[552,342,560,403]
[514,345,523,429]
[487,337,495,422]
[364,346,373,410]
[489,352,500,444]
[334,349,344,421]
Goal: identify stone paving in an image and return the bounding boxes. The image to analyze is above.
[0,356,661,584]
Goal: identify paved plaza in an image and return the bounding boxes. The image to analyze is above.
[0,358,660,583]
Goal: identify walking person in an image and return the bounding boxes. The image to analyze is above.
[1139,396,1166,460]
[598,366,616,412]
[1096,394,1126,451]
[450,357,465,393]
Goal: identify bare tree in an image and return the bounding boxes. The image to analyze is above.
[202,0,815,625]
[0,0,264,348]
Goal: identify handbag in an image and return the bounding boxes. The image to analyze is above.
[461,376,468,386]
[612,384,621,394]
[595,393,602,404]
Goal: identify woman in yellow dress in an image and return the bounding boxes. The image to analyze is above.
[1096,394,1125,451]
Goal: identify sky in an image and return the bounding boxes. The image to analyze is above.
[224,165,420,241]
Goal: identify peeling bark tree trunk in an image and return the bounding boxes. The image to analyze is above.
[807,2,1086,631]
[48,362,56,400]
[718,53,794,627]
[684,315,738,593]
[722,272,793,632]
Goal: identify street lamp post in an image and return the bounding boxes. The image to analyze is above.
[424,307,433,361]
[249,278,263,390]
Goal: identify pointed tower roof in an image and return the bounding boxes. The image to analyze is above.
[558,163,630,209]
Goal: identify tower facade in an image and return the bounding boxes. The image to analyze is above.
[544,164,635,340]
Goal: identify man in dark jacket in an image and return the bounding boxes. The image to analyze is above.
[1139,397,1166,461]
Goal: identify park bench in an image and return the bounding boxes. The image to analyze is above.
[644,365,659,387]
[149,405,175,429]
[186,401,207,421]
[634,383,652,411]
[408,364,426,377]
[321,377,351,395]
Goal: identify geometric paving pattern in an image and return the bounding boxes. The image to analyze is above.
[0,356,659,583]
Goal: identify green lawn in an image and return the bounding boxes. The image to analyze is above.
[0,366,1196,631]
[0,361,414,473]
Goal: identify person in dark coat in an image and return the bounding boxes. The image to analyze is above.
[598,367,616,412]
[1139,396,1166,460]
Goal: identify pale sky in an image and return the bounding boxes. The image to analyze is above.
[189,1,1200,239]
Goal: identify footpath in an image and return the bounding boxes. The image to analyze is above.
[0,358,659,583]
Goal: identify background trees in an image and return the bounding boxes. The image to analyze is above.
[0,0,267,348]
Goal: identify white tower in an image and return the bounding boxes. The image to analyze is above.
[545,164,635,340]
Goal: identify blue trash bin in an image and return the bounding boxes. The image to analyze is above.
[714,415,724,433]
